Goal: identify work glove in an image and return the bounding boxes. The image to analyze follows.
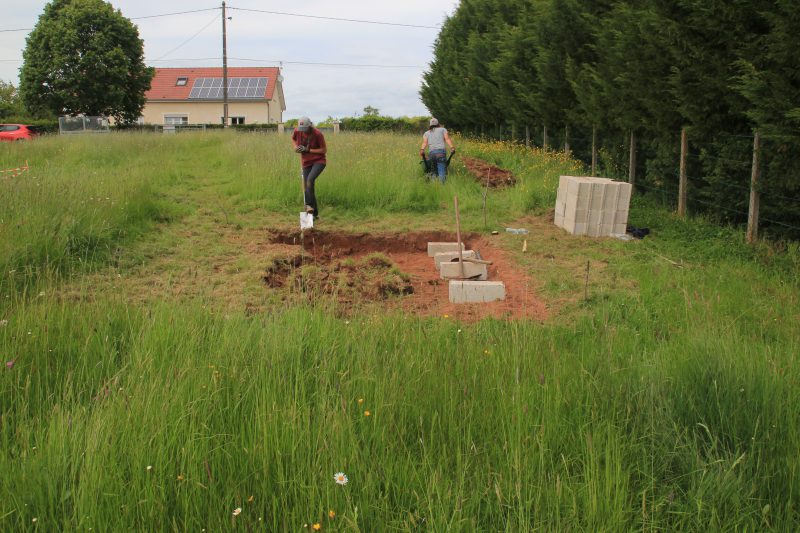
[419,149,425,157]
[450,147,456,154]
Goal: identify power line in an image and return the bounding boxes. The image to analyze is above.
[130,8,219,21]
[230,57,424,69]
[0,7,221,33]
[227,6,440,29]
[153,13,219,61]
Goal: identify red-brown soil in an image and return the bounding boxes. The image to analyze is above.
[461,156,517,187]
[266,230,547,322]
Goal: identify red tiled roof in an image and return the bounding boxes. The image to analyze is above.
[146,67,281,101]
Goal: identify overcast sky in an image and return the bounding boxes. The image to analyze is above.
[0,0,459,122]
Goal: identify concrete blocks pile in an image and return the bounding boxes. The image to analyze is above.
[554,176,632,237]
[427,242,506,304]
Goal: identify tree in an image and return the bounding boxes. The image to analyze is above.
[362,106,380,117]
[0,81,25,119]
[19,0,153,123]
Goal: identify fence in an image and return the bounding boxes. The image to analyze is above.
[58,116,110,135]
[464,123,800,242]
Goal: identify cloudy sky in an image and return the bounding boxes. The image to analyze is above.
[0,0,460,122]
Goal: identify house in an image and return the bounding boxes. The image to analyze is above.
[141,67,285,126]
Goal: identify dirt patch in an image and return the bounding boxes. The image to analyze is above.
[263,252,414,304]
[265,230,547,322]
[461,156,517,188]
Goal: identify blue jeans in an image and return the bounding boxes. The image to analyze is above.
[429,149,447,183]
[302,163,326,217]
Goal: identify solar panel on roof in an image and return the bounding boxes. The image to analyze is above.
[187,77,269,99]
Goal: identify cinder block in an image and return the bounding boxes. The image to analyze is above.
[613,223,627,235]
[449,281,506,303]
[434,250,476,270]
[614,210,629,224]
[427,242,464,257]
[554,213,564,228]
[588,209,602,225]
[440,261,488,280]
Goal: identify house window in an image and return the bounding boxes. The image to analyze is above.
[164,114,188,125]
[221,116,246,125]
[176,77,188,86]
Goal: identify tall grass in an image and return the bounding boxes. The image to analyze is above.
[1,131,798,530]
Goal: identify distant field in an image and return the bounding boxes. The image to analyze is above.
[1,132,798,531]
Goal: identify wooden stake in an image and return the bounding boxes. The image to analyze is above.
[591,126,598,177]
[564,125,570,155]
[746,131,761,244]
[454,196,466,279]
[678,127,688,217]
[584,260,590,302]
[628,130,637,186]
[543,126,549,151]
[525,125,530,148]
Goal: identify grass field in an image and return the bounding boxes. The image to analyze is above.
[1,132,799,531]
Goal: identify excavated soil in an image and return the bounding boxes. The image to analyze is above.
[461,156,517,187]
[265,230,547,321]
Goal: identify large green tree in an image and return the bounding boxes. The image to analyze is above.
[19,0,153,123]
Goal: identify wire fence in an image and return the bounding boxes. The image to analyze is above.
[464,123,800,239]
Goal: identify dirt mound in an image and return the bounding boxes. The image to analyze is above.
[461,156,517,187]
[264,230,547,321]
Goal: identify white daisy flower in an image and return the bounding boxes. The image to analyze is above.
[232,507,242,516]
[334,472,348,485]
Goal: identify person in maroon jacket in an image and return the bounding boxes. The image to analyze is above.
[291,116,327,219]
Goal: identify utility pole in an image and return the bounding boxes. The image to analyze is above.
[222,1,229,128]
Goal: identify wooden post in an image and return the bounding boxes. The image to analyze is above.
[543,126,548,151]
[591,126,598,177]
[678,127,688,217]
[746,131,761,244]
[564,125,570,155]
[454,196,465,278]
[525,125,530,148]
[628,130,637,186]
[511,123,517,143]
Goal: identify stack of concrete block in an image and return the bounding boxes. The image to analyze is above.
[428,241,505,303]
[554,176,632,237]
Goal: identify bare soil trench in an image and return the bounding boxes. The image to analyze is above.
[265,230,547,321]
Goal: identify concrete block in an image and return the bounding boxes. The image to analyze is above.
[614,210,629,224]
[449,281,506,303]
[427,242,464,257]
[440,261,488,280]
[588,209,602,225]
[434,250,476,270]
[613,223,627,235]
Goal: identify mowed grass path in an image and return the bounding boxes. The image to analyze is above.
[1,132,799,531]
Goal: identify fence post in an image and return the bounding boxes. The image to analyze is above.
[543,126,548,151]
[511,123,517,143]
[746,131,761,244]
[591,126,597,176]
[678,127,688,217]
[564,125,570,155]
[628,130,637,186]
[525,125,530,148]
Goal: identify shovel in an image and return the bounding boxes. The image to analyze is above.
[299,168,313,230]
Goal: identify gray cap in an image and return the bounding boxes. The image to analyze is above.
[429,118,439,127]
[297,116,312,132]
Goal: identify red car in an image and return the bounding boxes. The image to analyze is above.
[0,124,39,142]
